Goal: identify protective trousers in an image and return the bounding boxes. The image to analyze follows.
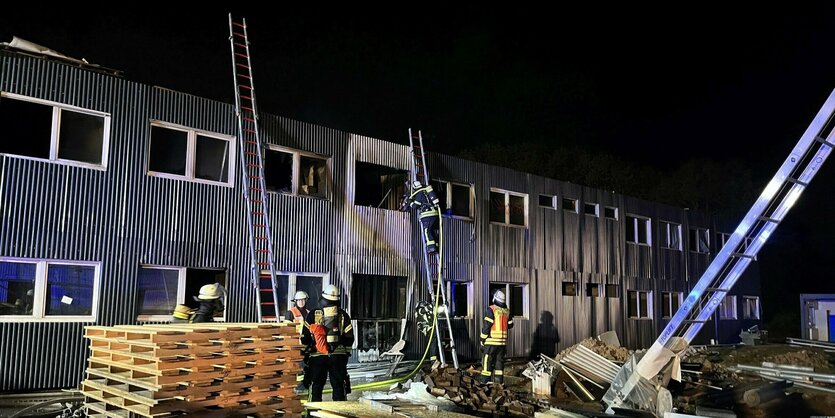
[481,345,506,384]
[309,354,350,401]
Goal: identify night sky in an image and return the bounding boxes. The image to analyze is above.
[2,5,835,335]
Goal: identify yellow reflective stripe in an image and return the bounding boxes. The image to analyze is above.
[482,353,489,372]
[484,317,494,323]
[494,370,503,375]
[479,333,488,339]
[344,324,353,333]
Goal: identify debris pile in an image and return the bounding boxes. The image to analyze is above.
[422,363,536,416]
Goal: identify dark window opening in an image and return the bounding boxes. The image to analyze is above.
[509,195,526,226]
[539,194,555,208]
[351,274,406,319]
[510,285,524,317]
[450,183,471,217]
[604,206,618,220]
[584,203,599,216]
[57,110,105,164]
[606,284,619,298]
[260,274,288,319]
[562,198,578,213]
[450,282,470,317]
[690,228,710,253]
[490,192,506,223]
[264,148,293,193]
[299,156,328,198]
[586,283,600,297]
[562,282,577,296]
[628,290,651,318]
[149,126,188,176]
[355,162,408,210]
[432,181,448,213]
[0,261,37,316]
[0,97,53,159]
[194,135,230,182]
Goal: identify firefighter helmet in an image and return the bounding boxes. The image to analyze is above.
[493,289,506,304]
[293,291,309,301]
[198,283,222,300]
[322,284,340,301]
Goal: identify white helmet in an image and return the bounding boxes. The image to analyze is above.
[493,289,506,304]
[293,290,309,301]
[322,284,340,301]
[198,283,221,300]
[412,180,422,188]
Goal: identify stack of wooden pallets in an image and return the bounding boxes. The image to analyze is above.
[81,323,305,417]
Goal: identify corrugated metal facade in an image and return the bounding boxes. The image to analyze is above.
[0,50,760,390]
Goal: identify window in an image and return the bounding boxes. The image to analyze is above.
[604,206,618,220]
[626,215,651,245]
[562,198,578,213]
[586,283,600,297]
[148,122,234,185]
[660,221,682,250]
[490,189,528,227]
[264,146,330,199]
[715,232,732,252]
[689,228,710,253]
[354,162,408,210]
[718,295,737,320]
[257,272,327,321]
[137,266,227,321]
[489,283,528,318]
[661,292,683,318]
[627,290,652,319]
[0,259,100,321]
[605,284,619,298]
[584,203,599,217]
[352,274,407,354]
[742,296,760,319]
[432,180,473,219]
[539,194,556,209]
[0,93,110,168]
[449,281,472,318]
[562,282,577,296]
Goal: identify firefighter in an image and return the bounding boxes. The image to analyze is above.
[171,304,194,323]
[286,291,313,394]
[190,283,225,323]
[480,289,513,384]
[301,284,354,401]
[406,181,441,253]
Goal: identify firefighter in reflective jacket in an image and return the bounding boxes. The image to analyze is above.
[406,181,441,253]
[480,289,514,384]
[286,291,313,394]
[301,284,354,401]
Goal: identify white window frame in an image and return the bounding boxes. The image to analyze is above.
[660,221,683,250]
[562,197,578,214]
[490,282,529,319]
[718,295,737,320]
[661,291,683,319]
[265,145,332,199]
[0,258,101,323]
[626,214,652,246]
[435,179,474,220]
[490,188,529,228]
[604,206,619,220]
[690,227,711,254]
[538,194,557,209]
[627,290,653,319]
[742,295,761,319]
[137,265,229,322]
[1,92,111,170]
[147,120,236,187]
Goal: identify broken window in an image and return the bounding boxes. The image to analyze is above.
[182,268,227,313]
[604,206,618,220]
[586,283,600,297]
[431,180,473,218]
[627,290,652,319]
[660,221,682,250]
[148,122,233,185]
[539,194,556,209]
[0,258,100,321]
[0,93,109,166]
[742,296,760,319]
[562,198,578,213]
[355,162,407,210]
[718,295,737,320]
[489,283,528,318]
[490,188,527,227]
[562,282,577,296]
[584,203,599,217]
[689,227,710,253]
[264,148,293,193]
[352,274,407,354]
[661,291,682,318]
[136,267,180,318]
[299,155,328,198]
[626,215,651,245]
[606,284,619,298]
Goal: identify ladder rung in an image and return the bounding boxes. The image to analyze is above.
[241,95,252,100]
[256,249,270,253]
[242,106,254,111]
[234,42,247,48]
[730,252,755,259]
[706,287,730,292]
[243,117,255,122]
[254,236,268,240]
[236,63,250,70]
[245,140,257,145]
[239,84,252,90]
[250,187,262,191]
[233,30,246,37]
[254,224,266,227]
[261,302,275,306]
[247,164,261,168]
[815,135,835,147]
[257,262,271,266]
[235,52,248,59]
[252,211,265,215]
[252,199,263,204]
[237,74,252,80]
[248,175,260,179]
[683,320,709,323]
[244,129,256,134]
[245,152,258,156]
[259,288,274,291]
[758,215,779,223]
[232,22,244,28]
[786,177,808,187]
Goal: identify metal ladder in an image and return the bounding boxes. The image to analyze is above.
[605,88,835,410]
[408,129,459,368]
[228,15,280,321]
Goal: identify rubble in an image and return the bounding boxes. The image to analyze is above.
[421,362,536,416]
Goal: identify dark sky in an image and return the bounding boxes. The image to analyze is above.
[2,5,835,332]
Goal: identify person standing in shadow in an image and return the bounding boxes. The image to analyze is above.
[530,311,560,359]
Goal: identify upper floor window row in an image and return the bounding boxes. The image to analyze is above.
[148,121,235,186]
[490,188,528,227]
[264,146,330,199]
[433,179,474,219]
[0,93,110,169]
